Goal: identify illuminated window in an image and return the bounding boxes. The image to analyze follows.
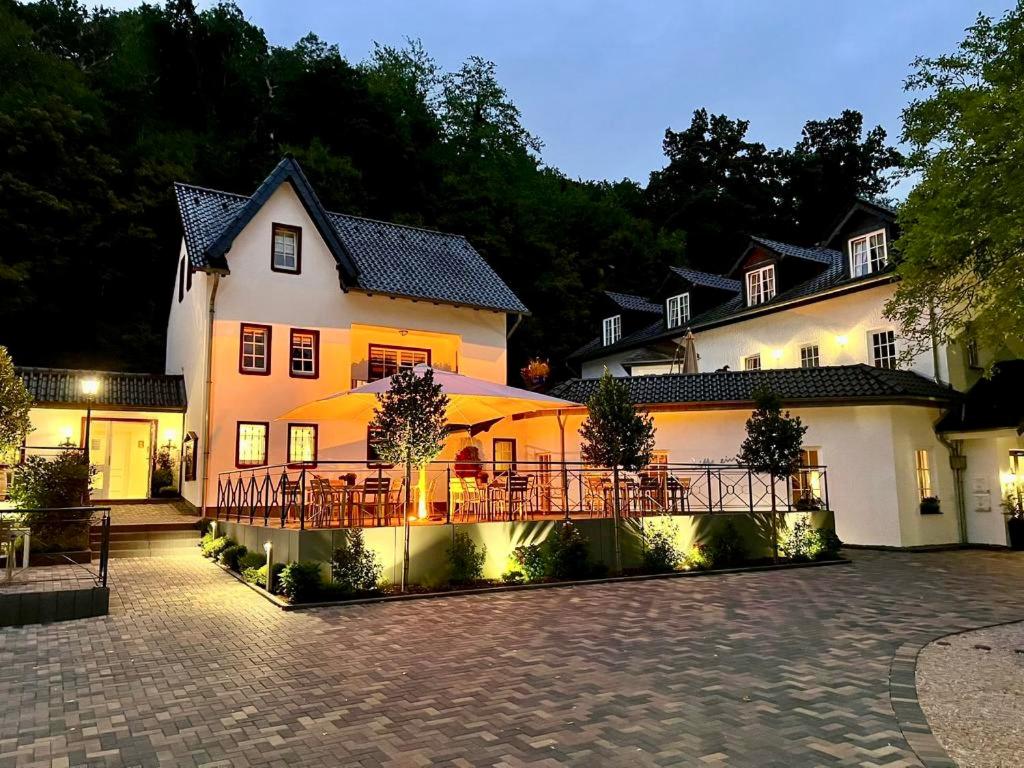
[743,354,761,371]
[236,422,268,467]
[287,424,317,467]
[914,450,933,499]
[792,448,822,502]
[271,224,301,273]
[800,344,820,368]
[666,294,690,329]
[602,315,622,346]
[290,329,318,378]
[368,344,430,381]
[240,324,271,374]
[850,229,887,277]
[493,438,516,474]
[745,264,776,306]
[871,330,897,369]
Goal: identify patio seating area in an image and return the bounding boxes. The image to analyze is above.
[214,460,830,530]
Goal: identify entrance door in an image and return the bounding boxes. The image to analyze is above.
[89,420,152,500]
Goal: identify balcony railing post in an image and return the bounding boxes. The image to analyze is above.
[280,469,289,528]
[823,467,830,511]
[706,466,713,514]
[747,467,754,514]
[611,465,623,574]
[445,465,452,525]
[299,468,306,531]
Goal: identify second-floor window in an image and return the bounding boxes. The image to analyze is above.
[743,354,761,371]
[369,344,430,382]
[271,223,301,273]
[240,324,271,375]
[602,315,622,346]
[236,422,268,467]
[850,229,887,277]
[800,344,820,368]
[290,329,319,378]
[914,449,933,499]
[666,293,690,329]
[871,330,897,369]
[746,265,776,306]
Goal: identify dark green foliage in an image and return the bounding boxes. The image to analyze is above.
[330,529,383,594]
[237,550,265,570]
[0,1,901,377]
[706,521,748,568]
[780,517,842,561]
[278,561,325,603]
[0,346,32,455]
[512,544,547,581]
[151,447,175,496]
[447,531,485,584]
[7,450,93,509]
[200,535,231,559]
[500,569,524,585]
[195,518,212,535]
[219,543,247,571]
[369,367,448,467]
[243,562,285,593]
[545,521,590,580]
[579,371,656,470]
[642,525,682,573]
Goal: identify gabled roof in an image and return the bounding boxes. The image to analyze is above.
[549,365,957,408]
[748,237,839,266]
[935,360,1024,433]
[174,158,528,314]
[823,197,897,248]
[668,267,741,293]
[603,291,662,315]
[17,368,187,411]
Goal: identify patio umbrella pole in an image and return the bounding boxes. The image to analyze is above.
[402,457,412,592]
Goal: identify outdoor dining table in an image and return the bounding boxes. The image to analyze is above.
[326,480,362,527]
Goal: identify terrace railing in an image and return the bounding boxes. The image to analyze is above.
[214,460,829,530]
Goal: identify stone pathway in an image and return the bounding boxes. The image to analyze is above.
[916,621,1024,768]
[91,501,199,527]
[0,549,1022,767]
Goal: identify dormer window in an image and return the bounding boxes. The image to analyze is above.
[849,229,887,277]
[602,315,622,346]
[271,223,301,273]
[666,293,690,329]
[745,265,775,307]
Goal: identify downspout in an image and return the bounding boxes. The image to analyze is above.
[938,433,968,544]
[506,312,524,340]
[200,274,221,515]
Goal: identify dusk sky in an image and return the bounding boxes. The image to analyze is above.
[107,1,1011,190]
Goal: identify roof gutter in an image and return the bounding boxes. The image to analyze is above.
[507,312,524,340]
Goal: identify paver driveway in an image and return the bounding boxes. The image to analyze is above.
[1,549,1022,767]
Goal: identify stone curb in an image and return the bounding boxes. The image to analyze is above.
[212,556,852,611]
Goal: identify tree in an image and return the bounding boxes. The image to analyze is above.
[0,346,32,456]
[885,6,1024,366]
[736,390,807,563]
[579,370,656,572]
[368,366,448,589]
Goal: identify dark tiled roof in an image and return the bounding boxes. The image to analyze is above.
[17,368,187,411]
[174,159,527,314]
[603,291,662,314]
[669,267,741,293]
[548,365,957,407]
[750,237,838,266]
[936,360,1024,433]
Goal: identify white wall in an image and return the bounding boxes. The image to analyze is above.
[957,430,1022,546]
[582,284,946,382]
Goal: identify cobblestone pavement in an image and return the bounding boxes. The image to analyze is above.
[916,621,1024,768]
[92,501,199,526]
[1,549,1022,768]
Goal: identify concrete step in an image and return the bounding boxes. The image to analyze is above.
[101,538,197,551]
[89,523,201,558]
[93,529,199,542]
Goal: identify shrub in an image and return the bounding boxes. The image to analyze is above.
[706,520,747,568]
[8,450,93,509]
[512,543,547,581]
[243,562,285,593]
[781,517,842,561]
[238,551,265,570]
[684,543,712,570]
[501,570,524,585]
[201,535,231,560]
[219,543,248,571]
[546,521,590,580]
[642,524,682,573]
[279,561,324,603]
[447,531,485,584]
[331,529,383,594]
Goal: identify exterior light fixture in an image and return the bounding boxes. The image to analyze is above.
[60,426,74,446]
[835,334,849,347]
[263,541,273,592]
[771,349,783,360]
[80,377,100,397]
[80,376,100,498]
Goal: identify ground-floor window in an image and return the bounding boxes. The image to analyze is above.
[236,422,268,468]
[792,447,822,503]
[182,431,198,481]
[914,449,933,499]
[287,424,317,467]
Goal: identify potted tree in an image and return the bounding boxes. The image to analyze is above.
[737,390,808,563]
[579,370,656,573]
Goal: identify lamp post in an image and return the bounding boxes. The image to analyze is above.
[80,377,99,469]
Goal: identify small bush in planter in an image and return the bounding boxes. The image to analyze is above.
[706,521,747,568]
[546,521,590,580]
[794,496,824,511]
[781,517,843,561]
[331,529,383,594]
[243,562,285,593]
[512,544,547,581]
[501,569,524,585]
[642,524,682,573]
[683,543,712,570]
[920,496,942,514]
[238,551,265,570]
[219,543,248,571]
[447,531,485,584]
[279,561,325,602]
[201,535,231,559]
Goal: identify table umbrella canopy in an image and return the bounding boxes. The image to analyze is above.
[278,365,576,427]
[682,330,699,374]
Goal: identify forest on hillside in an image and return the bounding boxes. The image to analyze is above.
[0,0,903,379]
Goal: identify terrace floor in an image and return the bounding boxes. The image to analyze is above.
[0,548,1022,767]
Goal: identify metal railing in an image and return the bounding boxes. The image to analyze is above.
[214,461,829,530]
[0,506,110,588]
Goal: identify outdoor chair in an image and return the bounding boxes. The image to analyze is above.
[637,474,666,515]
[666,475,691,513]
[582,474,609,517]
[357,476,405,526]
[280,479,302,524]
[503,474,534,520]
[308,476,336,527]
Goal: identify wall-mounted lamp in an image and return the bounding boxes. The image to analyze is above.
[771,349,783,361]
[162,427,179,454]
[835,334,849,347]
[60,426,74,447]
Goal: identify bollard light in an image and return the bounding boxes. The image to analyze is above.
[263,541,273,592]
